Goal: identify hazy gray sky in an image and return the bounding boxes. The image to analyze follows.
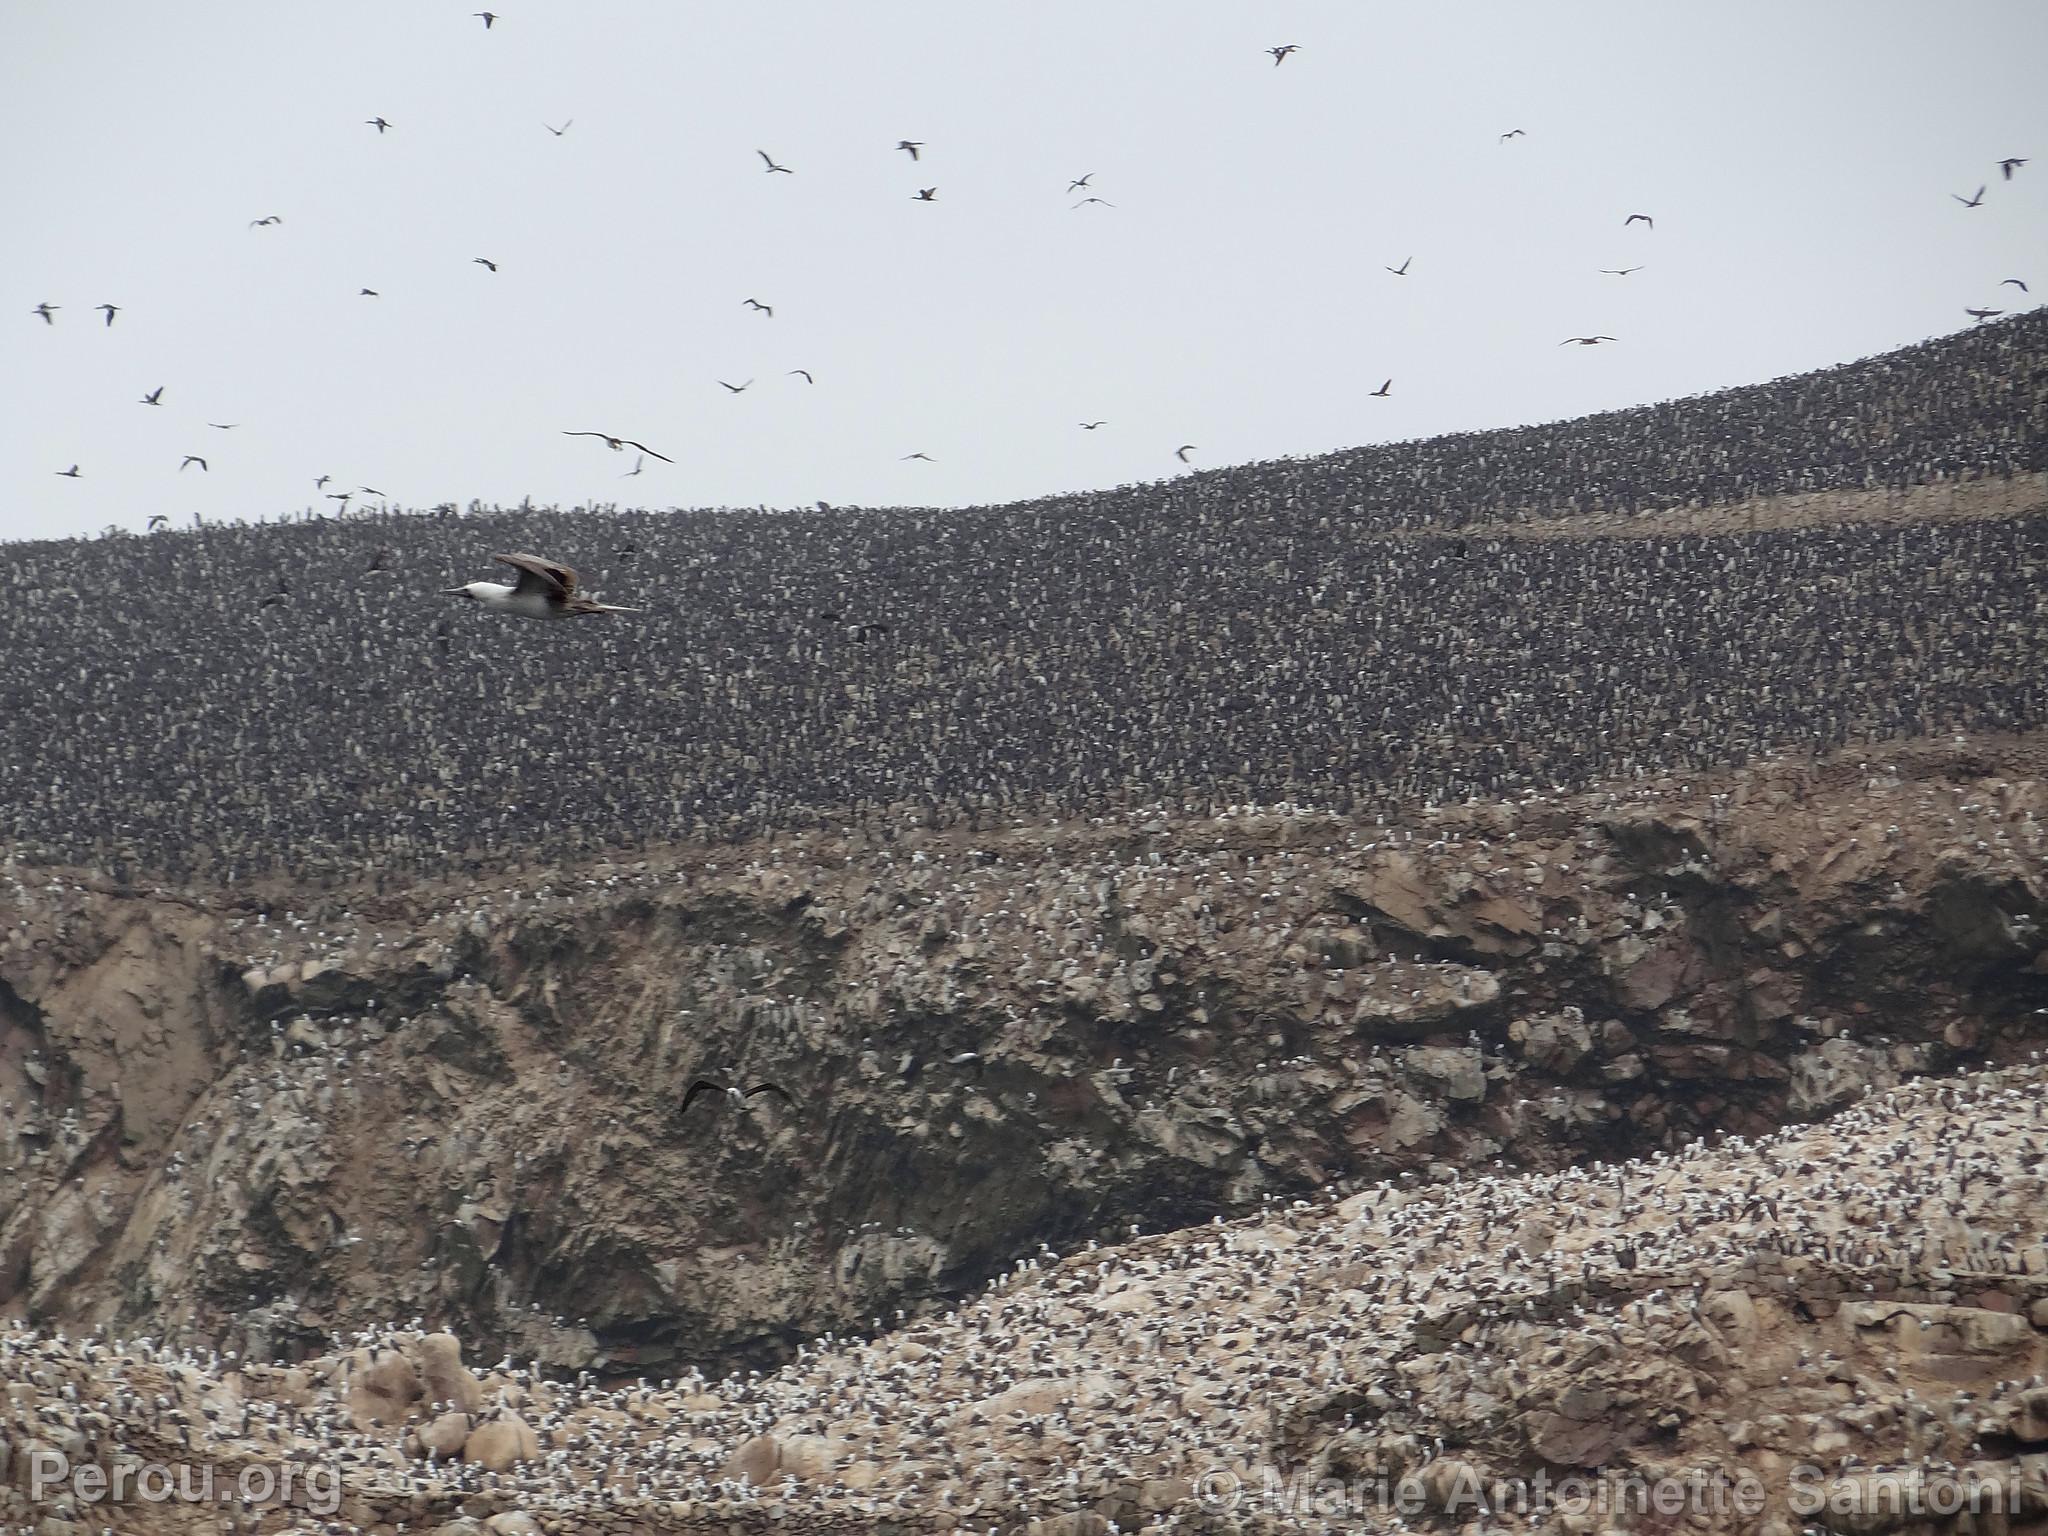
[5,0,2043,543]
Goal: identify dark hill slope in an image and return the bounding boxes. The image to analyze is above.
[2,316,2044,880]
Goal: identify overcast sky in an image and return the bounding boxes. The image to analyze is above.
[4,0,2042,543]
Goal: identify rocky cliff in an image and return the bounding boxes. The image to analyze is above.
[2,734,2045,1384]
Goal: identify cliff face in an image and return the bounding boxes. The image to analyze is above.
[2,737,2044,1378]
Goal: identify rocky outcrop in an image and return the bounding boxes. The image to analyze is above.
[2,1063,2045,1536]
[0,736,2044,1379]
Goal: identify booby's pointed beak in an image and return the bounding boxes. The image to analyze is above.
[442,586,472,597]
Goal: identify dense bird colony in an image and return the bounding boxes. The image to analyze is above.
[1,1064,2044,1532]
[1,315,2043,884]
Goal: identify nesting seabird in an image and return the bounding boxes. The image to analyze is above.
[444,552,640,619]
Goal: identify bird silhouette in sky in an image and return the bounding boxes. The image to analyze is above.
[474,257,497,271]
[249,215,282,227]
[366,117,392,134]
[1952,186,1985,208]
[1068,173,1094,192]
[1072,197,1114,208]
[897,141,923,160]
[1998,157,2026,180]
[1624,213,1654,229]
[1175,444,1198,462]
[1601,266,1644,276]
[1964,307,2003,321]
[1370,379,1392,397]
[140,386,164,405]
[718,379,752,393]
[32,303,58,324]
[543,120,572,136]
[97,303,120,326]
[744,298,774,316]
[562,431,674,463]
[2001,278,2029,292]
[1500,129,1526,142]
[474,10,496,27]
[902,452,935,462]
[1561,335,1617,346]
[913,187,937,201]
[1268,45,1299,65]
[788,369,814,383]
[1080,421,1106,429]
[1386,256,1411,276]
[180,455,208,472]
[56,465,81,478]
[758,150,793,174]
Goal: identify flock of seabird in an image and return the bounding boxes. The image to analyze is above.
[3,1058,2045,1532]
[27,15,2028,505]
[1,309,2041,878]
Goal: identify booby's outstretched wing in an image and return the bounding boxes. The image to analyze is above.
[494,552,580,601]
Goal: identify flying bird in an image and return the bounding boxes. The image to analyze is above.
[474,10,496,26]
[31,303,57,324]
[1068,173,1094,192]
[359,485,387,497]
[1624,213,1654,228]
[474,257,497,271]
[1268,45,1299,65]
[208,423,238,430]
[314,475,331,489]
[1079,421,1106,429]
[621,456,646,477]
[249,215,282,227]
[913,187,937,201]
[1964,307,2003,320]
[1386,257,1411,276]
[1499,128,1526,142]
[180,455,208,472]
[902,452,934,462]
[1560,335,1617,345]
[56,465,81,478]
[1600,266,1644,276]
[1072,197,1115,208]
[1175,444,1197,462]
[444,552,640,619]
[682,1080,792,1114]
[561,430,673,463]
[1952,186,1985,208]
[897,140,923,160]
[97,303,120,326]
[2001,278,2029,292]
[140,386,164,405]
[743,298,773,316]
[1999,157,2027,180]
[1370,379,1392,397]
[717,379,752,393]
[327,492,352,508]
[366,117,392,133]
[359,288,380,297]
[788,369,814,383]
[147,514,169,530]
[543,119,572,136]
[757,150,793,174]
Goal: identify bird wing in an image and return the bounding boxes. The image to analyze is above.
[681,1080,722,1113]
[622,439,674,463]
[745,1083,793,1102]
[494,552,577,599]
[757,150,778,169]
